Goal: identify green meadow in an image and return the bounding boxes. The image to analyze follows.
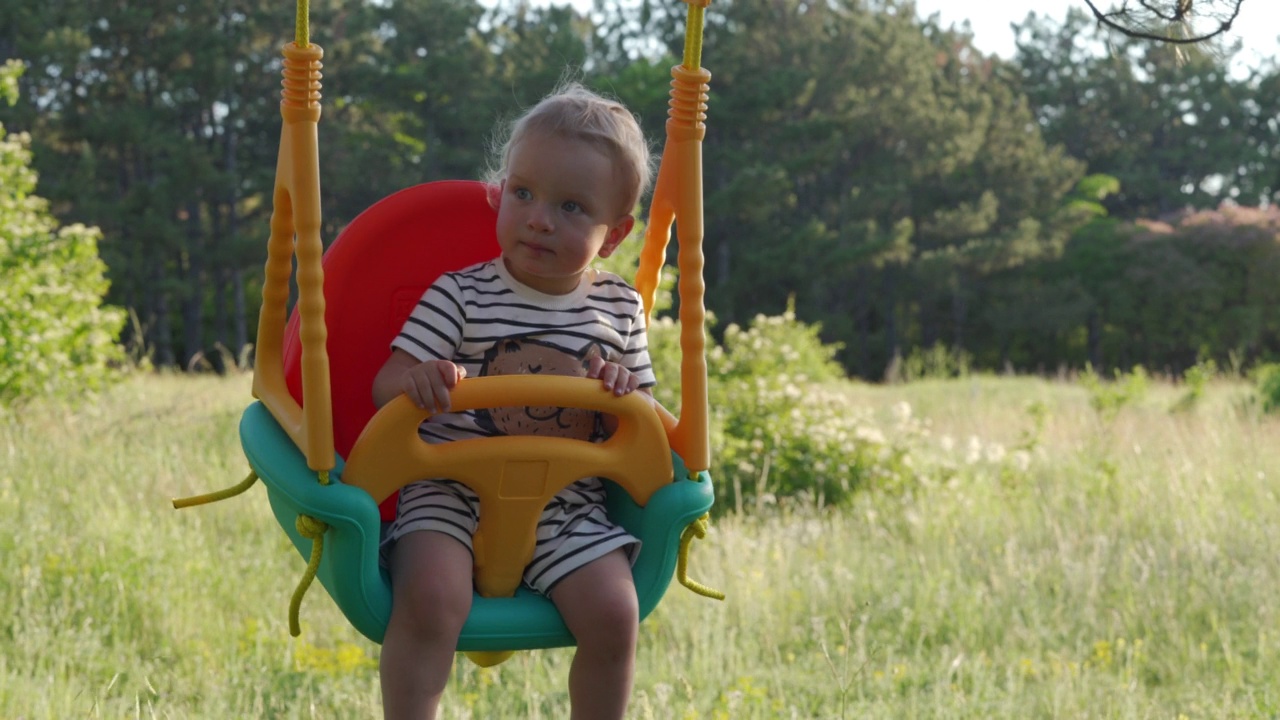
[3,372,1280,718]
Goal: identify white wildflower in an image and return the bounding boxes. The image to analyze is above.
[891,401,912,424]
[965,436,982,464]
[1012,450,1031,472]
[855,426,885,445]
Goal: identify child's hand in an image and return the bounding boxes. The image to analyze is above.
[586,356,641,396]
[401,359,467,413]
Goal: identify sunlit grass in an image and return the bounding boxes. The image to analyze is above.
[3,371,1280,717]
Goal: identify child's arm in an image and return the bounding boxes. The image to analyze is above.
[372,348,467,413]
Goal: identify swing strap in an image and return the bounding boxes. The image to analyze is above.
[287,466,332,636]
[295,0,310,47]
[290,514,329,636]
[172,466,331,636]
[171,470,260,509]
[681,0,709,71]
[677,513,724,600]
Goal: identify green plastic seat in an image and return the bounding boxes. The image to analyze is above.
[243,402,713,648]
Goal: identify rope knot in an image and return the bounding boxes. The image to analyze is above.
[688,516,709,539]
[290,513,329,636]
[296,514,328,539]
[677,513,725,601]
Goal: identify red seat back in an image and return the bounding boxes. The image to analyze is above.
[283,181,501,519]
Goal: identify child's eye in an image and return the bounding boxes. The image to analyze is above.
[561,200,582,213]
[513,187,532,200]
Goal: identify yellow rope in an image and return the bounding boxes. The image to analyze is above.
[290,514,329,636]
[677,513,725,600]
[681,1,708,71]
[171,471,259,509]
[296,0,310,47]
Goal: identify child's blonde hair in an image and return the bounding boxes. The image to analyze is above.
[487,83,653,215]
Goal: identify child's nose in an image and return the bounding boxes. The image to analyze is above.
[527,204,554,232]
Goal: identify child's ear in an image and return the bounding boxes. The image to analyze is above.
[598,214,635,258]
[487,181,504,210]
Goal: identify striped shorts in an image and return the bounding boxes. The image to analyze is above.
[381,477,640,596]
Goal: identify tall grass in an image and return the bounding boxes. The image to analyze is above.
[3,372,1280,717]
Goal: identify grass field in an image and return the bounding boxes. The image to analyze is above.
[3,371,1280,718]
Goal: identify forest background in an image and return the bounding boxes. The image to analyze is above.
[3,0,1280,381]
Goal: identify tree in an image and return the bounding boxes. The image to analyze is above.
[0,0,286,368]
[0,0,621,369]
[0,59,125,405]
[604,0,1085,376]
[8,0,1266,379]
[1013,8,1266,217]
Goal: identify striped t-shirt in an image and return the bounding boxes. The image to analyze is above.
[390,258,657,445]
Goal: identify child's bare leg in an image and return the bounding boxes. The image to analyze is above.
[550,549,639,720]
[381,532,473,720]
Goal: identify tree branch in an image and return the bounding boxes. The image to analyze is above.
[1080,0,1244,44]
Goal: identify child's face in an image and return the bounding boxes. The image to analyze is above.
[495,132,635,295]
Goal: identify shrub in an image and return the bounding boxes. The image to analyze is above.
[1079,364,1148,421]
[1172,358,1216,412]
[617,243,920,513]
[700,305,921,512]
[892,342,973,383]
[1252,362,1280,414]
[0,60,126,405]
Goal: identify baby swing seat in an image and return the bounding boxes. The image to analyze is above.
[239,180,714,651]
